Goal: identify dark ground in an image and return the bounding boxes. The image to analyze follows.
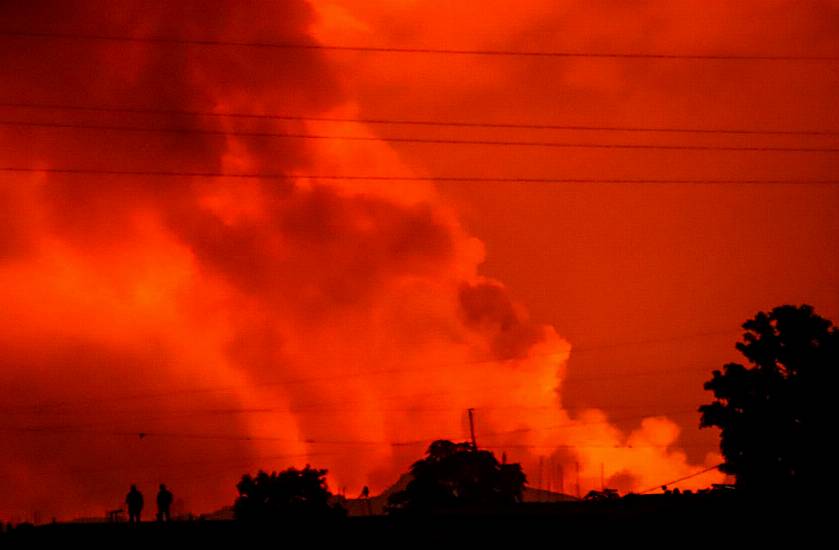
[0,496,824,548]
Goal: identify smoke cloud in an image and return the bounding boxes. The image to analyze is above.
[0,1,723,521]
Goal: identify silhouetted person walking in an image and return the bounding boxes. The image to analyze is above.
[126,485,144,525]
[156,484,173,522]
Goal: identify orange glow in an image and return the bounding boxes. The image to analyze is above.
[3,1,837,521]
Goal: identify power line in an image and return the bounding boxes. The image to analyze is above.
[491,443,713,450]
[0,408,701,441]
[2,30,838,61]
[0,426,414,446]
[0,425,713,449]
[0,366,465,413]
[41,452,339,477]
[639,463,724,493]
[478,409,699,438]
[571,329,736,353]
[0,407,700,438]
[0,402,700,418]
[4,101,838,137]
[2,167,838,186]
[0,327,765,415]
[0,325,743,414]
[4,119,839,153]
[0,425,383,445]
[0,358,721,415]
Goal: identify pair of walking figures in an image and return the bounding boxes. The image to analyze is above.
[125,484,174,524]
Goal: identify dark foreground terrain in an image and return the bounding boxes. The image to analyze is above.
[1,496,823,547]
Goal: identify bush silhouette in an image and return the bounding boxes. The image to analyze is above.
[387,440,526,513]
[233,466,345,521]
[699,304,837,496]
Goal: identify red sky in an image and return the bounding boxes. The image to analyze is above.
[313,0,839,459]
[1,1,837,521]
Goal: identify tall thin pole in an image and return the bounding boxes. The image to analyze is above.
[547,458,553,493]
[559,465,565,494]
[467,408,478,450]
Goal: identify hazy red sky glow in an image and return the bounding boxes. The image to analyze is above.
[1,1,837,521]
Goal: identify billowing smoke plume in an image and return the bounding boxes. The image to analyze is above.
[0,1,721,521]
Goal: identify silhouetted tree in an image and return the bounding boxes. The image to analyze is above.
[387,440,526,513]
[699,304,837,496]
[233,466,345,522]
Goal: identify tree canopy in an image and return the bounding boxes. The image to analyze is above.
[699,304,837,495]
[387,440,526,513]
[233,465,345,521]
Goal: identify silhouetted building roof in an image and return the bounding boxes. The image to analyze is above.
[337,473,577,516]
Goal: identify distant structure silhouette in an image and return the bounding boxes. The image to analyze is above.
[387,440,526,514]
[156,484,173,522]
[125,485,144,525]
[584,488,620,501]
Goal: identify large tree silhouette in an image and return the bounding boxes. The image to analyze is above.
[233,466,345,521]
[387,440,526,513]
[699,305,837,495]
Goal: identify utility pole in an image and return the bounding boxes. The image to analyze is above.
[558,465,565,494]
[547,458,552,493]
[467,408,478,450]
